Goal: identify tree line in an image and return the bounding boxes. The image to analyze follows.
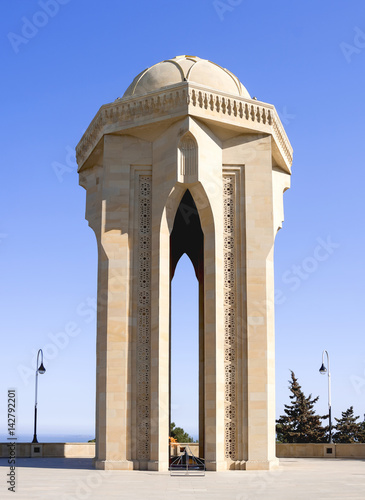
[276,371,365,443]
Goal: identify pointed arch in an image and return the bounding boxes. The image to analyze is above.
[170,189,203,280]
[164,182,215,239]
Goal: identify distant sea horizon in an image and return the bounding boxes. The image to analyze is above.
[0,434,94,443]
[0,433,200,443]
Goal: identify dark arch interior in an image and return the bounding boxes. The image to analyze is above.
[170,190,204,282]
[169,189,205,459]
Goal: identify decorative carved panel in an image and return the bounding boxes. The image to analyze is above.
[137,175,152,460]
[223,175,237,460]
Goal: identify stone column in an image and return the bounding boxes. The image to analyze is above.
[243,135,278,470]
[93,135,133,470]
[190,182,226,472]
[198,278,205,459]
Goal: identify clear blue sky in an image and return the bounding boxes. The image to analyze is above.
[1,0,364,442]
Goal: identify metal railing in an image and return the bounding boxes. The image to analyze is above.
[169,444,205,476]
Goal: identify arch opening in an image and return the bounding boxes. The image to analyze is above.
[169,189,205,462]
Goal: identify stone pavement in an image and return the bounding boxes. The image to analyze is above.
[1,458,364,499]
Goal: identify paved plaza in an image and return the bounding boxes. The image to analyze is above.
[1,458,364,499]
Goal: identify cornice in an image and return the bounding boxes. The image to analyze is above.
[76,83,293,172]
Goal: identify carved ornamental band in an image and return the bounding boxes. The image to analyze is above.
[137,175,152,460]
[223,175,237,460]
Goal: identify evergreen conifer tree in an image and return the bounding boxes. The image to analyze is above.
[333,406,364,443]
[360,417,365,443]
[170,422,194,443]
[276,371,328,443]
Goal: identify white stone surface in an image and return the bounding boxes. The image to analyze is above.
[76,55,293,471]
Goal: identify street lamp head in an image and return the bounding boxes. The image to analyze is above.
[319,363,327,375]
[38,363,46,375]
[36,349,46,374]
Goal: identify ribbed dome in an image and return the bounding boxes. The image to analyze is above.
[122,55,250,99]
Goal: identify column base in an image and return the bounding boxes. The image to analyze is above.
[243,458,279,471]
[147,460,169,472]
[94,460,134,471]
[205,460,228,471]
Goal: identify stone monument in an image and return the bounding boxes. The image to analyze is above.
[76,55,292,471]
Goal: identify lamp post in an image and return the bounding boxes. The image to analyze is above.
[32,349,46,444]
[319,349,332,443]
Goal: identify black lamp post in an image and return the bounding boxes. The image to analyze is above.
[32,349,46,444]
[319,349,332,443]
